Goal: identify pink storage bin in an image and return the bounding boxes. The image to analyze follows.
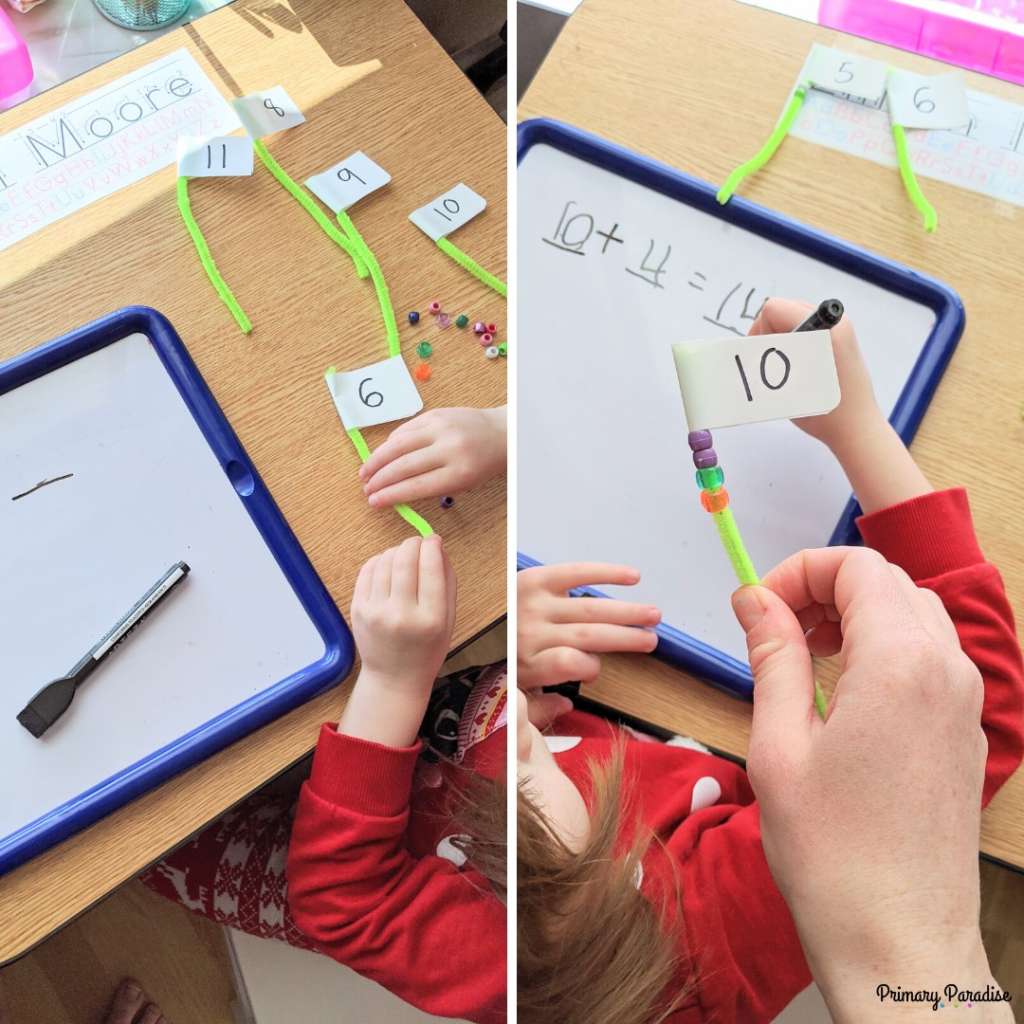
[0,5,33,107]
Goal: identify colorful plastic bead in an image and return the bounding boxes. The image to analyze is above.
[486,322,497,334]
[416,341,433,358]
[473,321,486,334]
[481,332,494,345]
[438,312,451,328]
[497,342,508,356]
[414,363,432,382]
[440,496,455,509]
[695,465,724,490]
[455,314,469,328]
[428,301,441,314]
[688,430,713,452]
[693,448,718,470]
[700,487,730,513]
[484,345,500,359]
[408,311,420,325]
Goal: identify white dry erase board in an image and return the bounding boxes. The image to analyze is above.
[517,120,963,698]
[0,308,353,874]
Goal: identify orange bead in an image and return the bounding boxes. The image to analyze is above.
[700,487,729,513]
[414,363,432,382]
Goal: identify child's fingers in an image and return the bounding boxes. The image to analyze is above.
[358,429,433,481]
[539,562,642,593]
[747,297,813,336]
[371,547,395,601]
[363,447,444,496]
[417,533,447,609]
[368,469,453,508]
[528,646,602,685]
[551,596,661,628]
[806,620,843,657]
[391,536,422,602]
[554,622,659,655]
[352,555,377,608]
[526,692,574,730]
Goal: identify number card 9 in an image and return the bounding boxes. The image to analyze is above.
[306,152,391,213]
[409,183,487,240]
[672,330,839,431]
[325,355,423,430]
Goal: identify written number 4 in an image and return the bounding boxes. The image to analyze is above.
[734,347,791,402]
[358,377,384,408]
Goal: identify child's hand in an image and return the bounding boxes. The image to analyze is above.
[340,535,456,747]
[748,298,883,453]
[518,563,661,693]
[359,407,506,508]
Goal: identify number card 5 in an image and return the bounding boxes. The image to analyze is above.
[804,44,887,105]
[177,136,254,178]
[325,355,424,430]
[409,183,486,240]
[672,330,839,431]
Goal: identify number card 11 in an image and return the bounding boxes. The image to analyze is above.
[325,356,423,430]
[672,330,839,431]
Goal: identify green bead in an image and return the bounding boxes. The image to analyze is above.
[455,314,469,328]
[416,341,433,358]
[497,342,507,356]
[695,465,724,490]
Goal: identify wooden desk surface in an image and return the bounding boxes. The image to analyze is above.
[520,0,1024,870]
[0,0,506,963]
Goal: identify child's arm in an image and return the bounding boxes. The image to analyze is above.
[286,536,506,1024]
[752,299,1024,804]
[359,406,506,508]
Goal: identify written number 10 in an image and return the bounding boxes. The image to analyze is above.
[734,347,791,402]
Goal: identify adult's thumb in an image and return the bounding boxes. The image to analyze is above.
[732,585,816,739]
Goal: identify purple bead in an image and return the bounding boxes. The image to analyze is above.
[440,495,455,509]
[693,448,718,470]
[473,321,486,334]
[688,430,713,452]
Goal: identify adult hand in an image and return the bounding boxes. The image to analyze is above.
[732,547,1006,1021]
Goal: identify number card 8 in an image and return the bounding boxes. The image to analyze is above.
[672,330,839,431]
[326,355,424,430]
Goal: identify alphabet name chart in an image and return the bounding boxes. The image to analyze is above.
[0,49,239,252]
[542,199,774,336]
[790,81,1024,207]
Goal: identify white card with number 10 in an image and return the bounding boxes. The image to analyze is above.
[672,330,839,431]
[177,136,254,177]
[326,355,423,430]
[305,152,391,212]
[409,183,487,240]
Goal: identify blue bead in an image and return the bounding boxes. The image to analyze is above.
[408,311,420,325]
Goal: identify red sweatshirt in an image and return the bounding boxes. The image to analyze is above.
[286,489,1024,1024]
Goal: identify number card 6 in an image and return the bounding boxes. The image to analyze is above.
[672,330,839,431]
[326,355,424,430]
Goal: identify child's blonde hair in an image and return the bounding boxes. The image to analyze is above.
[517,745,692,1024]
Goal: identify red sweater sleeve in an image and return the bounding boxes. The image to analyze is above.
[857,488,1024,805]
[287,725,506,1024]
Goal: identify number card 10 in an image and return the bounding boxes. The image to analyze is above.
[672,330,839,431]
[326,355,423,430]
[409,183,487,240]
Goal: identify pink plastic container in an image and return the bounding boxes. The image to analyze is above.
[820,0,1024,88]
[0,6,34,107]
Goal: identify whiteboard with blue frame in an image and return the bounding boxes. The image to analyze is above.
[517,119,963,700]
[0,307,353,875]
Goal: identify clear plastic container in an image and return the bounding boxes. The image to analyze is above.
[90,0,191,31]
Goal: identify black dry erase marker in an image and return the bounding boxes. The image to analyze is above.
[17,561,191,739]
[795,299,844,332]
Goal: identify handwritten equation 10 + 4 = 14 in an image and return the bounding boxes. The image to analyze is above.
[542,200,767,336]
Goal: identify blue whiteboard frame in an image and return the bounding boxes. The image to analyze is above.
[0,306,354,876]
[517,117,965,702]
